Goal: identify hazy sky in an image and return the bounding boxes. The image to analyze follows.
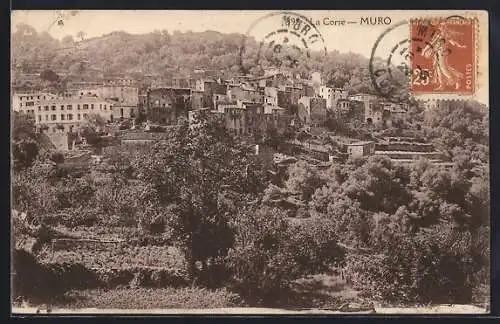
[10,10,438,58]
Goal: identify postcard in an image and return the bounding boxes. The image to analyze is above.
[10,10,489,314]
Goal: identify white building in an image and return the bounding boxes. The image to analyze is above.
[318,86,348,110]
[34,96,115,133]
[12,92,57,117]
[346,141,376,158]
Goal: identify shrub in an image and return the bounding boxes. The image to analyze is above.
[20,261,189,296]
[345,231,475,304]
[13,139,39,170]
[49,151,65,164]
[285,161,325,201]
[45,262,100,290]
[61,287,243,309]
[226,207,344,305]
[129,269,148,289]
[288,218,345,275]
[295,206,310,218]
[12,249,54,302]
[43,207,99,228]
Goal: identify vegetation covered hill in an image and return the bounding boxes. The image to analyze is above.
[12,23,398,96]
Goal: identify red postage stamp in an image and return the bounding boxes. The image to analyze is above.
[410,17,476,95]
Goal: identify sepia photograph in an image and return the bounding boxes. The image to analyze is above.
[10,10,490,314]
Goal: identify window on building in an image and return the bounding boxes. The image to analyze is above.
[45,115,48,121]
[100,104,102,109]
[67,105,72,110]
[38,106,41,111]
[77,114,81,120]
[83,104,88,110]
[37,96,40,99]
[61,105,65,110]
[104,104,107,110]
[68,114,73,120]
[20,103,22,107]
[38,116,41,122]
[91,104,94,109]
[77,104,81,110]
[61,114,65,120]
[51,105,56,111]
[51,114,56,121]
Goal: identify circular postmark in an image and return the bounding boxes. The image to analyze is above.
[369,20,414,103]
[369,19,448,102]
[239,12,327,75]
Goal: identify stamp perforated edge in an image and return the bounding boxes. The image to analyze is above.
[408,14,481,102]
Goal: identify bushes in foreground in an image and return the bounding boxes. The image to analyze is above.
[12,249,58,303]
[13,248,189,303]
[60,287,244,309]
[44,263,188,290]
[227,207,345,305]
[345,231,475,305]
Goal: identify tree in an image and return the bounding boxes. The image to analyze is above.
[12,113,39,170]
[285,161,324,201]
[227,206,344,305]
[14,23,38,37]
[84,113,106,130]
[80,113,107,145]
[341,155,411,213]
[262,126,280,149]
[133,115,264,284]
[40,69,59,83]
[76,31,86,41]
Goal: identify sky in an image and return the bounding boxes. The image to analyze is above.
[11,10,488,105]
[10,10,432,58]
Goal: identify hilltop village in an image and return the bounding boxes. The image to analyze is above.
[11,19,490,311]
[12,69,454,170]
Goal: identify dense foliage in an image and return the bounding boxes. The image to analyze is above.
[227,207,344,305]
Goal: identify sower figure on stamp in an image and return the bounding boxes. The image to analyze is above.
[421,22,467,91]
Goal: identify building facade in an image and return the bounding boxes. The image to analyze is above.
[12,92,57,117]
[297,96,327,127]
[68,85,139,120]
[146,87,191,125]
[217,101,267,136]
[34,96,115,133]
[346,141,376,158]
[348,93,385,127]
[227,84,263,104]
[318,86,348,110]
